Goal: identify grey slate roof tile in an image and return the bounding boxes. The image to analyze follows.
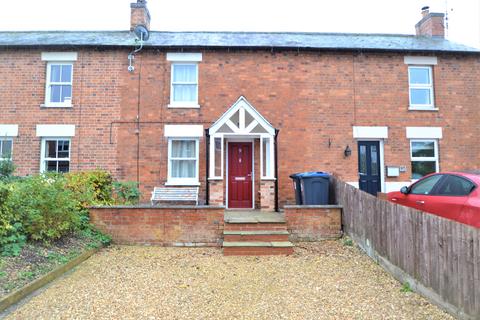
[0,31,478,53]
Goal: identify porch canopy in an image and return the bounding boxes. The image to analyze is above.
[208,96,276,180]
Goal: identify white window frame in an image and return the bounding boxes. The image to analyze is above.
[260,136,275,179]
[0,138,13,161]
[40,138,71,173]
[44,62,73,107]
[408,66,435,110]
[410,139,439,180]
[166,138,200,186]
[209,135,224,180]
[168,63,199,108]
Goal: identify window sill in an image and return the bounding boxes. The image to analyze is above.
[165,181,200,186]
[261,177,277,181]
[408,107,438,111]
[40,104,73,109]
[168,103,200,109]
[208,177,223,181]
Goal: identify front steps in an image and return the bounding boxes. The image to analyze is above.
[223,211,294,256]
[224,230,290,242]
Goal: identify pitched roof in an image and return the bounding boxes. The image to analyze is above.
[0,31,478,53]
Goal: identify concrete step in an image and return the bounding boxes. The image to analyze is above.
[225,216,285,224]
[224,211,285,224]
[223,241,294,256]
[224,222,288,231]
[223,230,290,242]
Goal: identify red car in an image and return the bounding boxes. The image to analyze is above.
[387,171,480,228]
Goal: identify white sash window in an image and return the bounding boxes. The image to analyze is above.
[167,139,199,185]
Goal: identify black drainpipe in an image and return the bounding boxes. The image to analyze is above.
[274,129,279,212]
[205,129,210,205]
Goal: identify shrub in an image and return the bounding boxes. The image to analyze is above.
[0,182,26,256]
[0,222,26,256]
[0,182,16,238]
[81,227,112,248]
[65,170,113,207]
[1,170,137,251]
[113,181,140,204]
[0,181,12,235]
[0,159,15,179]
[7,174,81,242]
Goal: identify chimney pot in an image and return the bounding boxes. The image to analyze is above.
[421,6,430,17]
[130,0,151,31]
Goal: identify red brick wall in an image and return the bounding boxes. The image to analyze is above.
[0,49,123,176]
[89,206,224,246]
[285,205,342,240]
[1,48,479,206]
[115,50,479,206]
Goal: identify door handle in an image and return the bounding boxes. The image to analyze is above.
[416,200,425,205]
[391,198,397,202]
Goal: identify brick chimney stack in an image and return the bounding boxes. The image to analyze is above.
[130,0,151,31]
[415,6,445,38]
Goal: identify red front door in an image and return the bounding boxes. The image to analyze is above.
[228,142,253,208]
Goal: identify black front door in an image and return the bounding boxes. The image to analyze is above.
[358,141,381,196]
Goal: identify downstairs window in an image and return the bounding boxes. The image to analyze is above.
[41,139,70,173]
[167,139,199,185]
[410,140,438,179]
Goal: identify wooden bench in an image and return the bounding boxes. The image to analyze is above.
[151,186,199,205]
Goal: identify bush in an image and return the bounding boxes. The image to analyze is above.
[0,159,15,179]
[0,181,26,256]
[65,170,113,207]
[7,174,81,242]
[0,182,17,238]
[113,181,140,204]
[0,181,12,235]
[0,170,136,252]
[0,222,26,256]
[81,227,112,248]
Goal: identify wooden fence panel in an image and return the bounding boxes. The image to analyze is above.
[332,177,480,319]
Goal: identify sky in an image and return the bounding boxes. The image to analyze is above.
[0,0,478,48]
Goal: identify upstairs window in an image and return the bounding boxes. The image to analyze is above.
[0,139,12,160]
[171,63,198,105]
[408,66,434,109]
[45,62,73,107]
[166,52,202,108]
[41,139,70,173]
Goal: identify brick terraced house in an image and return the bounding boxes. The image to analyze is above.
[1,1,479,211]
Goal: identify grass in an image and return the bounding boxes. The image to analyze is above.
[47,252,70,264]
[18,271,35,281]
[401,282,413,293]
[343,237,354,247]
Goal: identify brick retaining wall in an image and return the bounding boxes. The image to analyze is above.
[284,205,342,241]
[89,206,225,246]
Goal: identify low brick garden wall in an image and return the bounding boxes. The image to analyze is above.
[284,205,343,241]
[89,206,225,246]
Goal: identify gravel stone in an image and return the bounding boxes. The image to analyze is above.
[5,241,453,320]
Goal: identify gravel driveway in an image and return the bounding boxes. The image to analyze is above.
[4,241,452,320]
